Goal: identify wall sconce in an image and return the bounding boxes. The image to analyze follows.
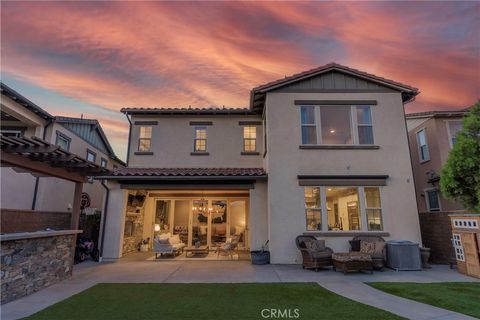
[154,224,160,232]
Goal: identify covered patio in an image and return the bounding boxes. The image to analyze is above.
[98,167,268,262]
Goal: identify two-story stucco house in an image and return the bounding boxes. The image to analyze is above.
[99,63,422,264]
[406,110,469,213]
[1,83,125,215]
[406,109,469,263]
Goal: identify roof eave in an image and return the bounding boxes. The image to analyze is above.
[95,175,268,180]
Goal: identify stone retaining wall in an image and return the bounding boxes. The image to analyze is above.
[418,212,456,264]
[1,234,75,304]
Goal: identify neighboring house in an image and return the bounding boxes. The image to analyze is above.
[406,109,469,263]
[406,110,469,213]
[100,63,422,264]
[0,83,125,215]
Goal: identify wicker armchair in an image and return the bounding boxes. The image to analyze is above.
[295,235,333,271]
[351,235,386,270]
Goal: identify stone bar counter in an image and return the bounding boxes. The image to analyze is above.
[1,230,82,304]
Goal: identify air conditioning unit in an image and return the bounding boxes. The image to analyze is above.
[386,240,422,271]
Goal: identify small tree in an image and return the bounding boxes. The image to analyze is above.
[440,101,480,212]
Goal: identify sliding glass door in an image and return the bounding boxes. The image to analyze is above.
[153,197,248,250]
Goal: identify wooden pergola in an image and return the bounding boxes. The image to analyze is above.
[1,135,110,230]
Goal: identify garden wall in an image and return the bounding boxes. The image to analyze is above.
[1,209,71,233]
[418,212,456,264]
[1,230,81,304]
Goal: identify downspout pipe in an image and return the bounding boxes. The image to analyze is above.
[31,120,52,210]
[99,180,110,262]
[124,113,132,166]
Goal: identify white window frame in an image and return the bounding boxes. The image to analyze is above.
[354,106,375,145]
[300,106,318,145]
[303,186,384,232]
[138,126,152,152]
[304,186,322,231]
[416,128,430,163]
[452,233,465,261]
[100,158,108,168]
[424,188,441,212]
[55,131,71,151]
[299,105,375,146]
[0,129,22,138]
[243,126,257,152]
[445,120,462,149]
[193,126,207,152]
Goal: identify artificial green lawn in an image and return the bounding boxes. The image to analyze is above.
[25,283,403,320]
[369,282,480,319]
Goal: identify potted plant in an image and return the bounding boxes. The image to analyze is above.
[250,240,270,265]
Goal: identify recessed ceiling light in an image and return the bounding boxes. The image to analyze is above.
[330,129,335,133]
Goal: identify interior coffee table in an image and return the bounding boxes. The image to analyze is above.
[332,252,373,275]
[185,245,209,257]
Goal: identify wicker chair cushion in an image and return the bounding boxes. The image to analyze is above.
[360,241,376,254]
[305,239,325,251]
[332,252,372,262]
[349,240,361,251]
[311,250,333,259]
[372,241,385,258]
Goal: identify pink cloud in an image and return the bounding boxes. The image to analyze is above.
[1,2,478,155]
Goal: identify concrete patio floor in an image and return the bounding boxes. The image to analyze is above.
[2,259,479,320]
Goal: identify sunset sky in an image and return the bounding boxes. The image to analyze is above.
[1,2,479,159]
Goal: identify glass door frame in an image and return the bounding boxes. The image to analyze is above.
[152,196,249,250]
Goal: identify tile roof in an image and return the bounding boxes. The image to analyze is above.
[106,167,266,178]
[252,62,419,93]
[406,109,469,119]
[121,107,256,115]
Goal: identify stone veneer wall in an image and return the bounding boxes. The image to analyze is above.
[418,212,456,264]
[1,234,74,304]
[122,211,145,255]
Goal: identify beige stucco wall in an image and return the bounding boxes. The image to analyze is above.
[249,181,268,251]
[100,182,127,260]
[128,115,264,168]
[407,116,465,212]
[265,92,422,263]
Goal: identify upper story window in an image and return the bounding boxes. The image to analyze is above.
[194,126,207,152]
[425,188,441,212]
[86,150,96,163]
[138,126,152,152]
[243,126,257,152]
[300,106,317,144]
[300,105,374,145]
[101,158,108,168]
[447,120,462,147]
[416,129,429,162]
[55,131,71,151]
[0,130,22,138]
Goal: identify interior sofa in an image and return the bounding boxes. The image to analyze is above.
[153,233,186,258]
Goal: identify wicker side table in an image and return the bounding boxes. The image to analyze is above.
[332,252,373,275]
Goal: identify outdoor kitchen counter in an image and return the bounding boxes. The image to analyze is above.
[0,229,82,242]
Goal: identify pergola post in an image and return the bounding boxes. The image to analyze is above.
[70,182,83,230]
